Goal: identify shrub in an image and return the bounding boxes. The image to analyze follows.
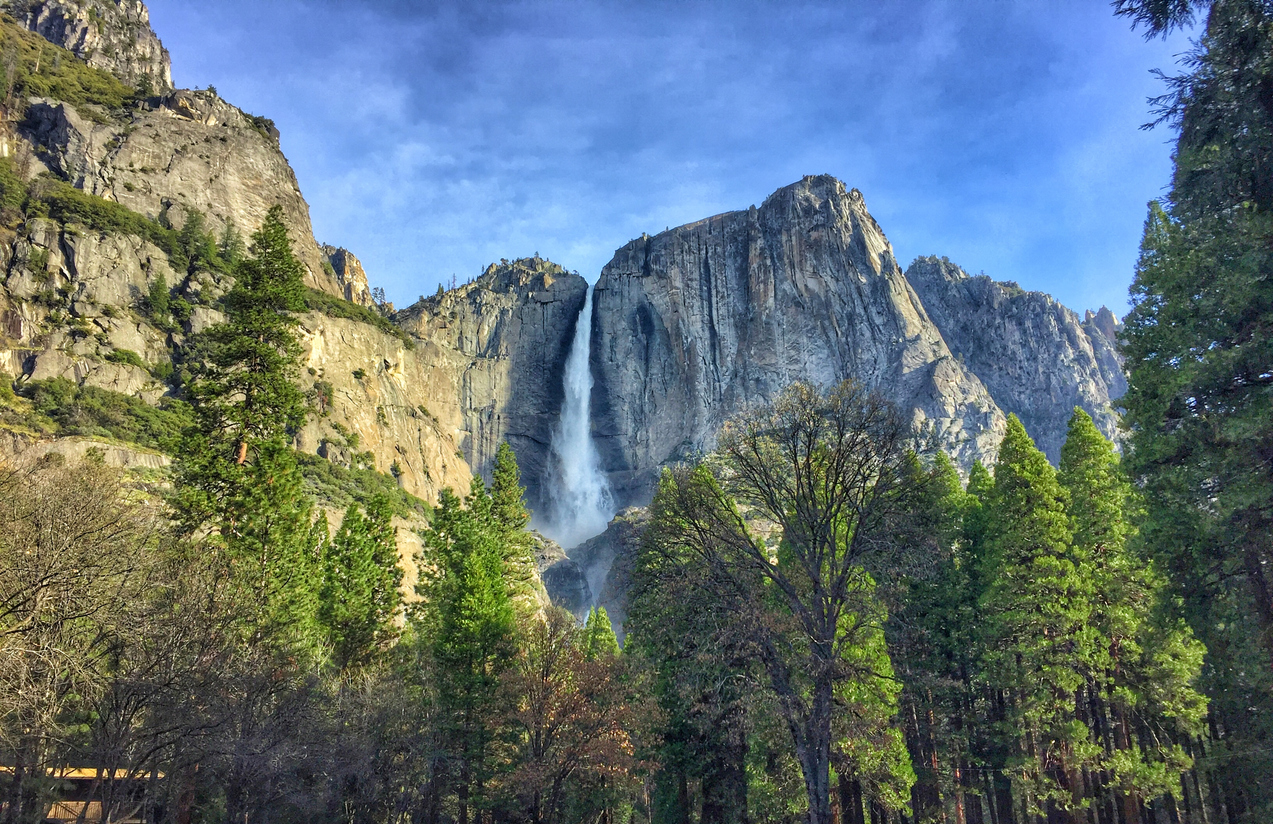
[296,451,428,519]
[0,16,135,114]
[104,348,146,370]
[147,274,170,321]
[303,287,416,350]
[17,377,191,450]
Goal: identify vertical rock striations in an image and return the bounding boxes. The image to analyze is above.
[904,255,1126,462]
[395,258,588,515]
[590,175,1004,505]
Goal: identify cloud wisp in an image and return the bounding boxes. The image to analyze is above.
[148,0,1191,313]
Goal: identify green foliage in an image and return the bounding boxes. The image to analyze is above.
[317,496,402,671]
[104,347,145,370]
[296,450,428,520]
[33,179,183,260]
[9,376,190,450]
[146,273,170,322]
[175,208,230,274]
[416,478,521,818]
[303,287,416,350]
[1116,1,1273,815]
[978,416,1099,815]
[633,382,924,824]
[27,181,231,277]
[580,606,619,659]
[0,15,135,114]
[219,223,245,265]
[0,155,26,224]
[173,206,320,657]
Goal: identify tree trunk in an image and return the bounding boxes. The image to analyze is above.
[840,775,866,824]
[797,680,835,824]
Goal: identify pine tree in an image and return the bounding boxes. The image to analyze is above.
[173,204,318,649]
[1116,0,1273,810]
[490,441,535,597]
[979,415,1097,820]
[318,495,403,671]
[581,606,620,659]
[417,478,521,824]
[1058,408,1206,819]
[891,452,982,822]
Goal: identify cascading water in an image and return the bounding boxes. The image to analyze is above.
[541,283,614,551]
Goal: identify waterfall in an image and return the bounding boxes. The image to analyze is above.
[542,284,614,550]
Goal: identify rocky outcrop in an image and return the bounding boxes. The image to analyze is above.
[322,245,373,307]
[904,255,1126,462]
[21,91,346,298]
[1,218,172,399]
[535,532,591,617]
[2,0,173,91]
[591,175,1005,505]
[396,258,588,515]
[567,507,647,641]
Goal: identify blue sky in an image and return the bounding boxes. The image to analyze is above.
[146,0,1192,315]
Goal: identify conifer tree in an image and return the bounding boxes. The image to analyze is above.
[979,415,1098,820]
[1116,0,1273,809]
[490,441,535,595]
[581,606,620,659]
[318,495,403,671]
[890,452,982,822]
[173,204,319,650]
[1058,408,1206,819]
[418,469,527,824]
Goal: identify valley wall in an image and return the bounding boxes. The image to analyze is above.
[0,1,1131,615]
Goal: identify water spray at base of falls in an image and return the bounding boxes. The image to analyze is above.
[542,283,614,551]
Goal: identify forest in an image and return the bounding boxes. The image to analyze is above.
[2,0,1272,822]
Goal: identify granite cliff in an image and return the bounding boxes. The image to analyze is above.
[590,175,1007,506]
[0,1,1132,619]
[905,255,1125,462]
[2,0,172,92]
[544,178,1128,610]
[394,257,587,513]
[0,6,468,520]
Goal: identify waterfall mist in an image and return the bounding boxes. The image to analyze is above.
[541,284,614,550]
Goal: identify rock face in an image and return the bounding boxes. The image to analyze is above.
[396,258,588,515]
[2,0,173,91]
[904,255,1126,462]
[591,175,1005,505]
[534,532,591,618]
[566,507,647,641]
[294,312,471,502]
[322,245,373,307]
[21,92,346,298]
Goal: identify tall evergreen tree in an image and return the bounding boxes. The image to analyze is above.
[1116,1,1273,814]
[173,204,319,649]
[417,451,533,824]
[318,495,403,671]
[1058,408,1206,821]
[979,415,1098,821]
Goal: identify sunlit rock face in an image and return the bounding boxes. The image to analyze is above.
[2,0,173,91]
[904,255,1126,463]
[590,175,1006,506]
